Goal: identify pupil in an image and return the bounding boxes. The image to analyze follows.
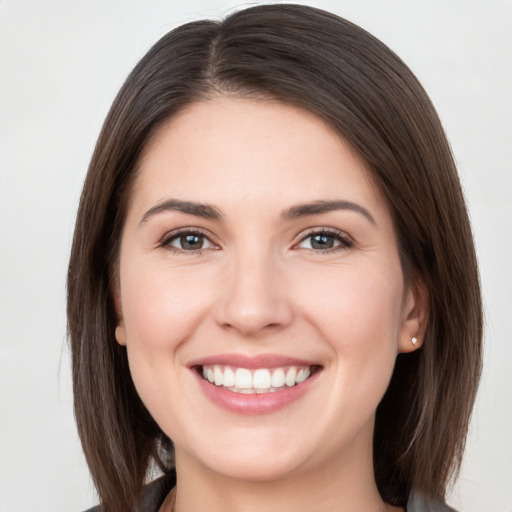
[311,234,334,249]
[182,234,203,250]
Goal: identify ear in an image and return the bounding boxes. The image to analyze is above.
[111,279,127,347]
[398,275,429,353]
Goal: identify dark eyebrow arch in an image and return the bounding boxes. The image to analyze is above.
[281,200,376,226]
[140,199,223,224]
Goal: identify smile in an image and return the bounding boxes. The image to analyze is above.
[191,355,322,414]
[201,365,312,394]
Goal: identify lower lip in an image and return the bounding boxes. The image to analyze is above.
[194,370,320,415]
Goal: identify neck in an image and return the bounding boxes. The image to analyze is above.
[171,434,395,512]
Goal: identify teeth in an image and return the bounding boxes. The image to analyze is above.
[285,367,296,387]
[235,368,253,389]
[214,366,223,386]
[296,367,311,383]
[253,369,272,389]
[223,367,235,387]
[271,368,285,388]
[201,364,313,393]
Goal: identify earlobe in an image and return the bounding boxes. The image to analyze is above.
[398,276,429,354]
[115,324,127,346]
[111,279,127,346]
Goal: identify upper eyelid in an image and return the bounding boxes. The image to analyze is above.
[160,227,219,246]
[293,227,354,249]
[157,226,353,248]
[296,227,352,241]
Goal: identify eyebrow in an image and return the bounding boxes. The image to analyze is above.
[140,199,223,223]
[281,200,376,225]
[140,198,376,226]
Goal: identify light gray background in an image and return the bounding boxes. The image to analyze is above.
[1,1,511,511]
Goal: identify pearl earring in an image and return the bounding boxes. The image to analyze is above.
[412,336,418,345]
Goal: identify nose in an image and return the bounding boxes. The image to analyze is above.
[213,251,294,337]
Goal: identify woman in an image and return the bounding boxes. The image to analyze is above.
[67,4,482,511]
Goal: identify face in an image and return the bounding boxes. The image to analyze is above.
[115,98,424,483]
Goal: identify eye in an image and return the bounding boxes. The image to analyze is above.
[295,230,352,251]
[161,230,218,252]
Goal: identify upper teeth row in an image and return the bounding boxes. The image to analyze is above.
[202,365,311,390]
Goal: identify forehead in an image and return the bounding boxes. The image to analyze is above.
[131,97,387,219]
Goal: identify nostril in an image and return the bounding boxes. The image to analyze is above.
[212,275,294,336]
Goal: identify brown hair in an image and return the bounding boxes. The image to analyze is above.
[67,4,482,511]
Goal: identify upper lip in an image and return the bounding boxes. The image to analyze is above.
[188,353,319,369]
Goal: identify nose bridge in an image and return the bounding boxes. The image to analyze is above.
[214,241,293,336]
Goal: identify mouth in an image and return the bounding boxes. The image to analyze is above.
[197,364,321,394]
[189,354,323,414]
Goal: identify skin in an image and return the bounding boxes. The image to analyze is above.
[114,97,427,512]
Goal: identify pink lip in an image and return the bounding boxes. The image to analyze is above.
[188,353,316,369]
[189,354,322,415]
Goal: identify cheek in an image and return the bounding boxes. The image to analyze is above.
[118,262,213,421]
[120,262,212,352]
[298,263,404,436]
[295,260,404,372]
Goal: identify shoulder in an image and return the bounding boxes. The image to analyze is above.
[407,490,458,512]
[81,470,176,512]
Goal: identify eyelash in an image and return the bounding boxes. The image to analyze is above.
[159,228,353,254]
[294,228,353,253]
[159,228,218,254]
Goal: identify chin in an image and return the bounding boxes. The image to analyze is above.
[177,428,311,483]
[205,454,302,483]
